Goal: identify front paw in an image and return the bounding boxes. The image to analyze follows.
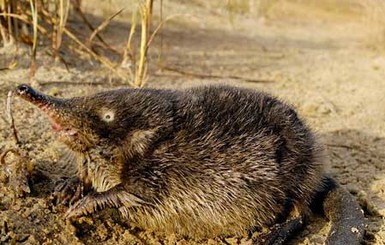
[64,196,87,219]
[64,194,99,219]
[52,177,84,206]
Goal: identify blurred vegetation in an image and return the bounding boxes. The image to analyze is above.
[2,0,385,85]
[0,0,155,87]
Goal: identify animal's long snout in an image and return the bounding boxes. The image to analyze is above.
[15,84,49,106]
[16,84,35,95]
[14,84,65,111]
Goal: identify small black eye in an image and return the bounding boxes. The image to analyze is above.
[105,114,111,120]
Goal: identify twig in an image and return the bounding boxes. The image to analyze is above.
[87,8,124,48]
[0,22,10,46]
[157,0,163,64]
[6,0,14,44]
[71,0,120,55]
[135,0,153,87]
[64,27,136,86]
[146,15,179,50]
[6,91,20,146]
[52,0,70,60]
[121,9,138,82]
[29,0,38,83]
[159,66,274,83]
[0,13,48,35]
[39,8,136,87]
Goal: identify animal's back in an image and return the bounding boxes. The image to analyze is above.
[124,85,325,238]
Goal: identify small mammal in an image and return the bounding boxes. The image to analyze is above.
[15,84,365,244]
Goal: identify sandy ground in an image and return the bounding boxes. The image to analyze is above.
[1,1,385,244]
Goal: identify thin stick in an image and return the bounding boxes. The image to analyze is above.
[146,14,181,50]
[6,0,14,44]
[58,0,70,47]
[39,8,136,87]
[6,91,20,145]
[87,8,124,48]
[0,3,11,46]
[29,0,38,83]
[71,0,120,55]
[0,13,29,21]
[0,13,48,35]
[11,0,18,42]
[52,0,59,58]
[0,22,8,46]
[157,0,163,65]
[64,27,135,86]
[135,1,152,87]
[135,8,147,87]
[146,0,153,36]
[123,11,138,61]
[121,9,138,83]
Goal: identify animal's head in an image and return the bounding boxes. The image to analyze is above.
[15,84,158,153]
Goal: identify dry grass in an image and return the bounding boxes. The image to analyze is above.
[0,0,157,87]
[0,0,73,83]
[3,0,385,86]
[1,0,270,87]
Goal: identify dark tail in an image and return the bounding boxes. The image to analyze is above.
[311,177,366,245]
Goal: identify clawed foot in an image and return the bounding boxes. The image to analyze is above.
[64,194,97,219]
[253,216,305,245]
[52,177,84,206]
[64,187,123,219]
[63,185,148,219]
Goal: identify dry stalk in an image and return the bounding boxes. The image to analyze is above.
[157,0,163,65]
[0,0,14,46]
[6,91,20,145]
[59,0,70,47]
[87,8,124,48]
[52,0,70,60]
[6,0,14,44]
[71,0,120,55]
[0,1,8,45]
[39,7,135,86]
[29,0,38,83]
[135,0,153,87]
[147,15,179,50]
[0,22,7,45]
[63,27,135,87]
[121,9,138,82]
[1,0,163,88]
[0,12,48,35]
[10,0,19,39]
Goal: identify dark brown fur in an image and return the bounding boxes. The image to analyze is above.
[15,84,365,243]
